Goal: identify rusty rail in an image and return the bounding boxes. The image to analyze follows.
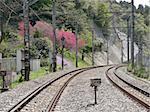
[8,64,113,112]
[106,66,150,109]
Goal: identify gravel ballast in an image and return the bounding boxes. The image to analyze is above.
[54,67,148,112]
[0,68,75,112]
[0,67,148,112]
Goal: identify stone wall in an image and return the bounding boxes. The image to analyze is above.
[30,59,40,71]
[0,58,16,71]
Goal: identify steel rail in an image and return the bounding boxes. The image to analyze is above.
[46,69,89,112]
[114,66,150,97]
[8,64,113,112]
[46,64,120,112]
[106,66,150,109]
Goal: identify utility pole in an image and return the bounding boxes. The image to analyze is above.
[75,23,78,68]
[131,0,135,69]
[92,29,94,66]
[52,0,57,72]
[61,36,65,70]
[0,10,4,43]
[148,51,150,78]
[127,16,130,63]
[23,0,30,81]
[139,37,143,68]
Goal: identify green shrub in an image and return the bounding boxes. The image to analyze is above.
[127,63,132,72]
[134,67,148,79]
[40,58,49,67]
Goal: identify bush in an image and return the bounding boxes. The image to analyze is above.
[134,67,149,79]
[127,63,132,72]
[40,58,49,67]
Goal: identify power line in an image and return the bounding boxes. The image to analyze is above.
[0,1,17,15]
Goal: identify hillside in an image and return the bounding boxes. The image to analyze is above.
[0,0,150,76]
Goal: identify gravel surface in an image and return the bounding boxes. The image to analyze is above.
[109,67,150,105]
[0,66,148,112]
[54,67,148,112]
[20,71,75,112]
[0,68,75,112]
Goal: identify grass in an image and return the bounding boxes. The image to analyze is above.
[11,67,49,88]
[127,63,149,80]
[134,67,149,79]
[64,49,90,67]
[5,49,90,89]
[127,63,133,72]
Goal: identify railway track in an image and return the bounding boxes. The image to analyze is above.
[8,65,112,112]
[7,64,149,112]
[114,66,150,97]
[106,66,150,110]
[46,68,89,112]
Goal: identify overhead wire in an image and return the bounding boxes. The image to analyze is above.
[0,1,18,15]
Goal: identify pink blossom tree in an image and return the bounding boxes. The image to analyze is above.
[18,21,34,37]
[18,21,86,49]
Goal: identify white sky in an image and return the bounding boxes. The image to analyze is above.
[116,0,150,8]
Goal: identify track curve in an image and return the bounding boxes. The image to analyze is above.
[106,65,150,110]
[8,65,113,112]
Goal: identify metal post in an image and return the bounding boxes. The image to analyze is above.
[137,36,140,68]
[61,37,65,70]
[92,30,94,66]
[139,37,143,68]
[127,17,130,63]
[62,46,64,70]
[52,0,57,72]
[131,0,135,69]
[121,40,124,63]
[148,51,150,78]
[106,36,109,65]
[1,71,8,92]
[94,86,97,104]
[23,0,30,81]
[48,49,53,72]
[75,23,78,68]
[2,75,7,91]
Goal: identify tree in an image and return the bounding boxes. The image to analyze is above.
[136,4,144,14]
[135,14,149,68]
[94,3,110,30]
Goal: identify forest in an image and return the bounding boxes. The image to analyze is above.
[0,0,150,75]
